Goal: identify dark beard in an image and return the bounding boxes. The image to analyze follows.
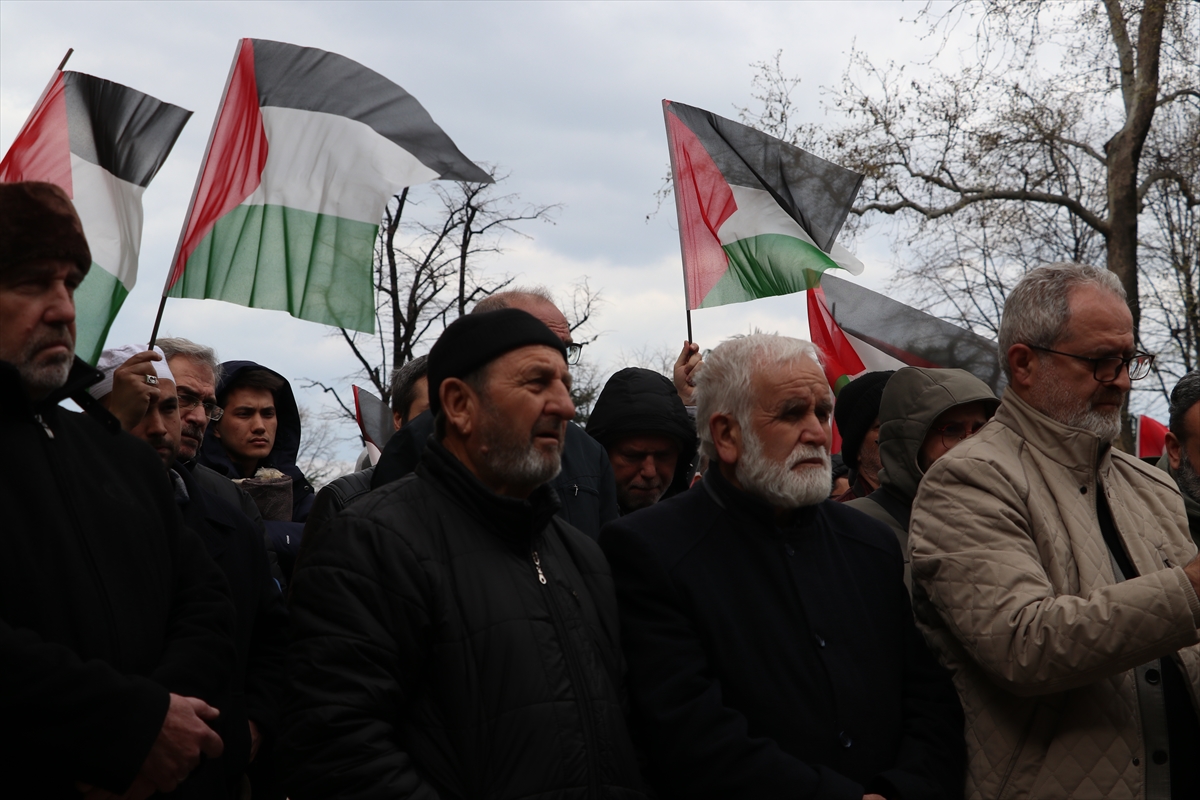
[1177,450,1200,503]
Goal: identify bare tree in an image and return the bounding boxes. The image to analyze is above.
[738,1,1198,448]
[303,168,560,425]
[295,405,353,487]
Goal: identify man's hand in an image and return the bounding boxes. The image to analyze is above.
[138,693,223,793]
[107,350,163,431]
[863,795,887,800]
[248,718,262,762]
[1185,553,1200,599]
[673,341,703,406]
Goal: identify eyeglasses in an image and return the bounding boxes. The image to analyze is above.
[1028,346,1155,382]
[565,342,586,366]
[177,391,224,421]
[931,420,988,450]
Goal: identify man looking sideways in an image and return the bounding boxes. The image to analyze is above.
[0,181,234,798]
[911,262,1200,798]
[601,332,964,799]
[282,309,646,799]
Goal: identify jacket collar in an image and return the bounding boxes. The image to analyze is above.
[1,357,119,431]
[995,388,1112,475]
[418,437,562,547]
[702,461,818,536]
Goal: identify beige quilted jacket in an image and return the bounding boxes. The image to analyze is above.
[910,389,1200,799]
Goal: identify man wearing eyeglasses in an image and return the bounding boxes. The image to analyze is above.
[846,367,999,592]
[910,262,1200,799]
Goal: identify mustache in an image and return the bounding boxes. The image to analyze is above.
[531,417,566,440]
[787,444,830,469]
[180,422,205,440]
[26,325,74,356]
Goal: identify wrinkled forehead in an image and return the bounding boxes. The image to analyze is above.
[751,355,831,406]
[168,356,217,395]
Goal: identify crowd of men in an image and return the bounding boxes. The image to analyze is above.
[3,179,1198,800]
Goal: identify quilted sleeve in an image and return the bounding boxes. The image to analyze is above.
[279,507,442,800]
[910,454,1200,697]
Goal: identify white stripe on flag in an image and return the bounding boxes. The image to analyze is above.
[845,331,907,373]
[243,106,441,222]
[70,153,145,289]
[719,184,864,275]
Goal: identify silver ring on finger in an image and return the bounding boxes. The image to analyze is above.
[144,374,158,386]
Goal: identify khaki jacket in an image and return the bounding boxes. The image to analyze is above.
[910,389,1200,799]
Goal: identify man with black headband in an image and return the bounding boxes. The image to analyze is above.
[281,308,647,799]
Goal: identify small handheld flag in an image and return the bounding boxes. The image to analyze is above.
[157,38,492,342]
[1,53,191,363]
[662,99,864,314]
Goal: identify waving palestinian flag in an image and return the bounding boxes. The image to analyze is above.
[1,67,190,363]
[663,100,864,311]
[166,39,491,333]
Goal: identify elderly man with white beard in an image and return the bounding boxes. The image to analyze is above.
[600,332,965,800]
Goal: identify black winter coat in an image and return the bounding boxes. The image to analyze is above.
[600,466,965,800]
[0,359,236,797]
[175,464,289,791]
[371,411,620,540]
[281,440,647,800]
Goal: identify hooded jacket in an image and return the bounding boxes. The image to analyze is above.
[847,367,998,588]
[0,358,235,797]
[200,360,315,579]
[586,367,699,505]
[910,389,1200,799]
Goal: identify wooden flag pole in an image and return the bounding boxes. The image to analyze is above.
[57,48,74,71]
[686,308,693,344]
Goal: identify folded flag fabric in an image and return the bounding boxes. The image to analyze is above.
[353,385,395,450]
[166,38,491,333]
[809,273,1007,396]
[1136,415,1168,459]
[663,99,864,311]
[1,69,190,363]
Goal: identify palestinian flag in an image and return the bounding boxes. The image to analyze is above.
[808,272,1007,396]
[1,68,190,363]
[166,39,491,333]
[663,100,864,311]
[1136,415,1168,459]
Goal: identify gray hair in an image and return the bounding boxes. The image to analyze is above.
[997,262,1125,380]
[473,286,557,315]
[1169,370,1200,443]
[694,332,824,461]
[157,337,222,385]
[389,354,429,422]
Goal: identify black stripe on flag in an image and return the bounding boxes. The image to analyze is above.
[669,101,862,254]
[251,39,492,184]
[63,72,191,188]
[821,272,1007,395]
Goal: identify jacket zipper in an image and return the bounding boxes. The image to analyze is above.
[531,545,600,799]
[38,414,122,661]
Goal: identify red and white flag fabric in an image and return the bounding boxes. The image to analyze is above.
[1137,415,1168,459]
[165,39,491,334]
[1,68,190,363]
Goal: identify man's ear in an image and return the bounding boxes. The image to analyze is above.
[709,412,741,466]
[1165,430,1183,471]
[1007,344,1038,390]
[440,378,476,439]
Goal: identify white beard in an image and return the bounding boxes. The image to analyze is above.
[735,429,831,509]
[1031,366,1123,443]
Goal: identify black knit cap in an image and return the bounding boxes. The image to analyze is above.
[427,308,567,416]
[0,182,92,277]
[833,370,894,470]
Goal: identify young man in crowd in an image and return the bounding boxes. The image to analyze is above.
[586,367,698,515]
[601,332,965,799]
[847,367,999,590]
[0,181,235,799]
[911,262,1200,798]
[282,309,647,799]
[831,370,893,501]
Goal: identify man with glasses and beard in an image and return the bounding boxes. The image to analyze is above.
[910,262,1200,799]
[281,309,647,800]
[600,333,965,800]
[1162,371,1200,547]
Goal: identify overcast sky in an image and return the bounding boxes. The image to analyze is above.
[2,0,957,463]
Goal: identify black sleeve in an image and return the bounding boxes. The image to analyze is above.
[868,583,966,800]
[601,521,866,800]
[0,620,169,793]
[244,528,290,741]
[279,510,442,800]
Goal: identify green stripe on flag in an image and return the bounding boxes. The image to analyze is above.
[699,233,838,308]
[74,264,129,365]
[170,204,378,333]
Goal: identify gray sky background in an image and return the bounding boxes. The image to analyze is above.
[2,0,962,465]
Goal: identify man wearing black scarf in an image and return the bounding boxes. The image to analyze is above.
[281,308,647,800]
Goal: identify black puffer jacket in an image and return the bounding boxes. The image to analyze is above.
[200,360,315,579]
[281,440,647,800]
[0,359,235,797]
[586,368,698,502]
